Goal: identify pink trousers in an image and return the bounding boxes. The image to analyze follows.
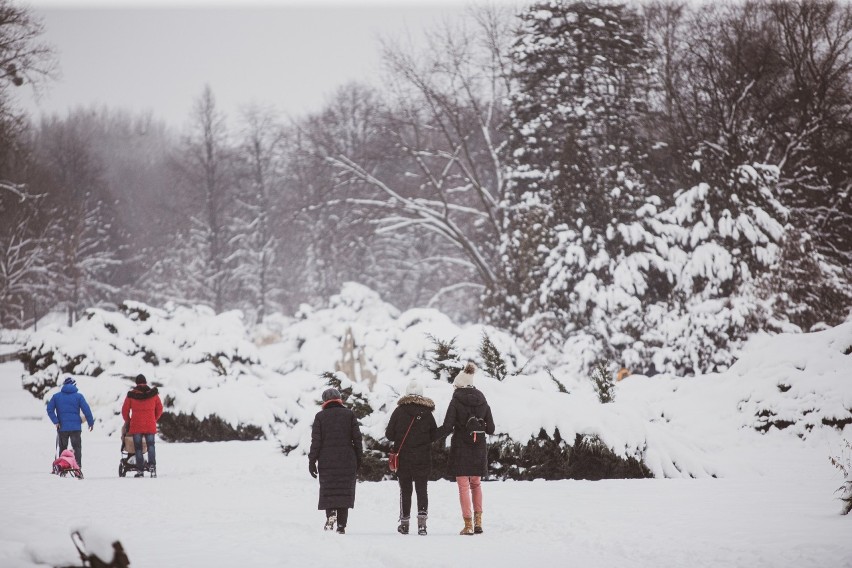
[456,476,482,518]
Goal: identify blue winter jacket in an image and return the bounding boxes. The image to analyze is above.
[46,383,95,432]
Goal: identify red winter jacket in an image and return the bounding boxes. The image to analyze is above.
[121,385,164,434]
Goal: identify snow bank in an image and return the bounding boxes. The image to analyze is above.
[16,283,852,479]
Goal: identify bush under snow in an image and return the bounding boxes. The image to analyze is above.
[17,283,852,480]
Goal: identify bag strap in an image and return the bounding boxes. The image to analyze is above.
[466,407,486,443]
[396,416,417,453]
[464,405,484,429]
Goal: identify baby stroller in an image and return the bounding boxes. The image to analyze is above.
[117,422,156,478]
[52,448,84,480]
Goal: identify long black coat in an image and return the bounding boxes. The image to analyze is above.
[437,387,495,477]
[308,402,363,510]
[385,395,438,478]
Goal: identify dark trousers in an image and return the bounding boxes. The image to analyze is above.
[325,508,349,527]
[132,433,156,471]
[398,472,428,519]
[59,431,82,466]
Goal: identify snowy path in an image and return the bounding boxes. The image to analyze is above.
[1,361,850,568]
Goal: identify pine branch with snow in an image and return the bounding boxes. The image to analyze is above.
[590,359,615,404]
[829,439,852,515]
[421,334,460,383]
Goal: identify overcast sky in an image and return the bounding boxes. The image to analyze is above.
[16,0,503,128]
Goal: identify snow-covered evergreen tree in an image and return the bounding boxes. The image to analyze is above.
[499,0,656,329]
[499,0,850,375]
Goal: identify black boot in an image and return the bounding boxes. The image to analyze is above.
[417,513,427,536]
[398,517,410,535]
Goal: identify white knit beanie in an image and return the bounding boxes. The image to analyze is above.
[405,378,424,397]
[452,362,476,388]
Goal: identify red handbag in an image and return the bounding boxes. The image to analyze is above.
[388,416,416,473]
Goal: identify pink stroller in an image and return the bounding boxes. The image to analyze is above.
[52,449,84,480]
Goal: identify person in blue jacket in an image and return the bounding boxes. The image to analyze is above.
[46,377,95,467]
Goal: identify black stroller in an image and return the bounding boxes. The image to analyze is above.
[118,422,156,478]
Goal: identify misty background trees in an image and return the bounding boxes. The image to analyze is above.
[1,0,850,375]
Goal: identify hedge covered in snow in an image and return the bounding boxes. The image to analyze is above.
[17,283,852,480]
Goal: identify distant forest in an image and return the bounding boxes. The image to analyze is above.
[1,0,850,374]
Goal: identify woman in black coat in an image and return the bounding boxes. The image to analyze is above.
[385,378,437,535]
[308,387,363,534]
[436,362,495,535]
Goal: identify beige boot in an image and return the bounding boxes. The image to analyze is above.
[474,511,483,534]
[459,517,474,535]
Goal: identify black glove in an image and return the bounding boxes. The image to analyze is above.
[309,460,318,479]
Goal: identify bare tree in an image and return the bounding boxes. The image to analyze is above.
[663,0,852,267]
[233,103,287,321]
[35,113,123,326]
[291,82,408,306]
[0,0,55,197]
[325,6,515,305]
[768,0,852,265]
[53,199,123,326]
[0,193,55,327]
[178,85,237,313]
[0,0,54,89]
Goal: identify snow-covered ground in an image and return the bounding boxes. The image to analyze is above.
[1,358,850,568]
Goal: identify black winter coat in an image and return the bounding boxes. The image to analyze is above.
[437,387,495,477]
[385,395,438,478]
[308,402,363,510]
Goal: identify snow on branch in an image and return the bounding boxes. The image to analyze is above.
[0,180,36,201]
[329,155,497,288]
[426,281,486,309]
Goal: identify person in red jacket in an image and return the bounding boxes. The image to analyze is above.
[121,374,164,478]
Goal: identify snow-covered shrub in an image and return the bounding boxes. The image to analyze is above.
[566,433,652,480]
[487,430,651,481]
[729,322,852,438]
[18,283,852,481]
[21,301,277,439]
[829,439,852,515]
[158,413,264,443]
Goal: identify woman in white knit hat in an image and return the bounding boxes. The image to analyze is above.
[436,362,495,535]
[385,377,438,535]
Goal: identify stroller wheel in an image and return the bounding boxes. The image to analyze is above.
[118,463,126,477]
